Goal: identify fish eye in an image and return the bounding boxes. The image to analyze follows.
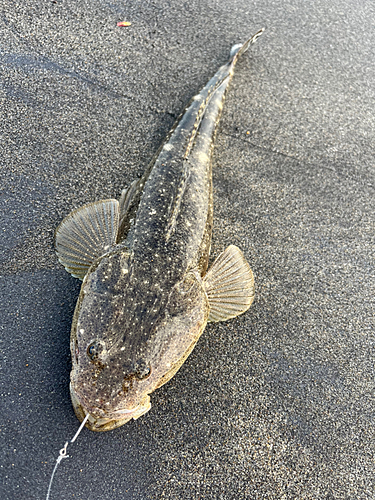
[87,341,103,361]
[135,360,151,380]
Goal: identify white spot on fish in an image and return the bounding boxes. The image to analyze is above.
[198,152,209,161]
[164,143,174,151]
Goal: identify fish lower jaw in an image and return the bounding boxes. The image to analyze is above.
[70,383,151,432]
[85,413,134,432]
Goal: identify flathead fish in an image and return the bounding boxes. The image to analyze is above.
[55,29,263,431]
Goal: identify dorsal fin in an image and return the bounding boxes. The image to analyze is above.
[165,163,190,242]
[184,75,229,159]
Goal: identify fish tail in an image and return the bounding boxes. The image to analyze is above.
[181,28,264,159]
[230,28,265,65]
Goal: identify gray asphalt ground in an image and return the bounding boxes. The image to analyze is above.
[1,0,374,499]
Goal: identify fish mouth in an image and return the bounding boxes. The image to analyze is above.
[69,383,151,432]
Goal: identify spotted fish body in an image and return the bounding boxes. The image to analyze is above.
[55,29,263,431]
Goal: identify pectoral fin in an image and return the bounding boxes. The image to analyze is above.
[203,245,255,322]
[55,199,119,279]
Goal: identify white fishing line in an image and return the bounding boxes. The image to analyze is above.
[46,413,90,500]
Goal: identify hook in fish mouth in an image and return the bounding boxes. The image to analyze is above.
[69,383,151,431]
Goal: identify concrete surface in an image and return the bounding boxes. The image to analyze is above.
[1,0,374,498]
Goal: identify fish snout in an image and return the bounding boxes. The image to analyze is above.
[70,383,109,418]
[70,381,148,422]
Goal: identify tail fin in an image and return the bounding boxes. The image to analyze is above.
[230,28,265,64]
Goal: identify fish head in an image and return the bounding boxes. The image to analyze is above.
[69,252,209,431]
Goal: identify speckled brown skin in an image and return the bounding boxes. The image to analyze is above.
[69,31,263,431]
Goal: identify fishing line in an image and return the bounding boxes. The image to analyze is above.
[46,413,90,500]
